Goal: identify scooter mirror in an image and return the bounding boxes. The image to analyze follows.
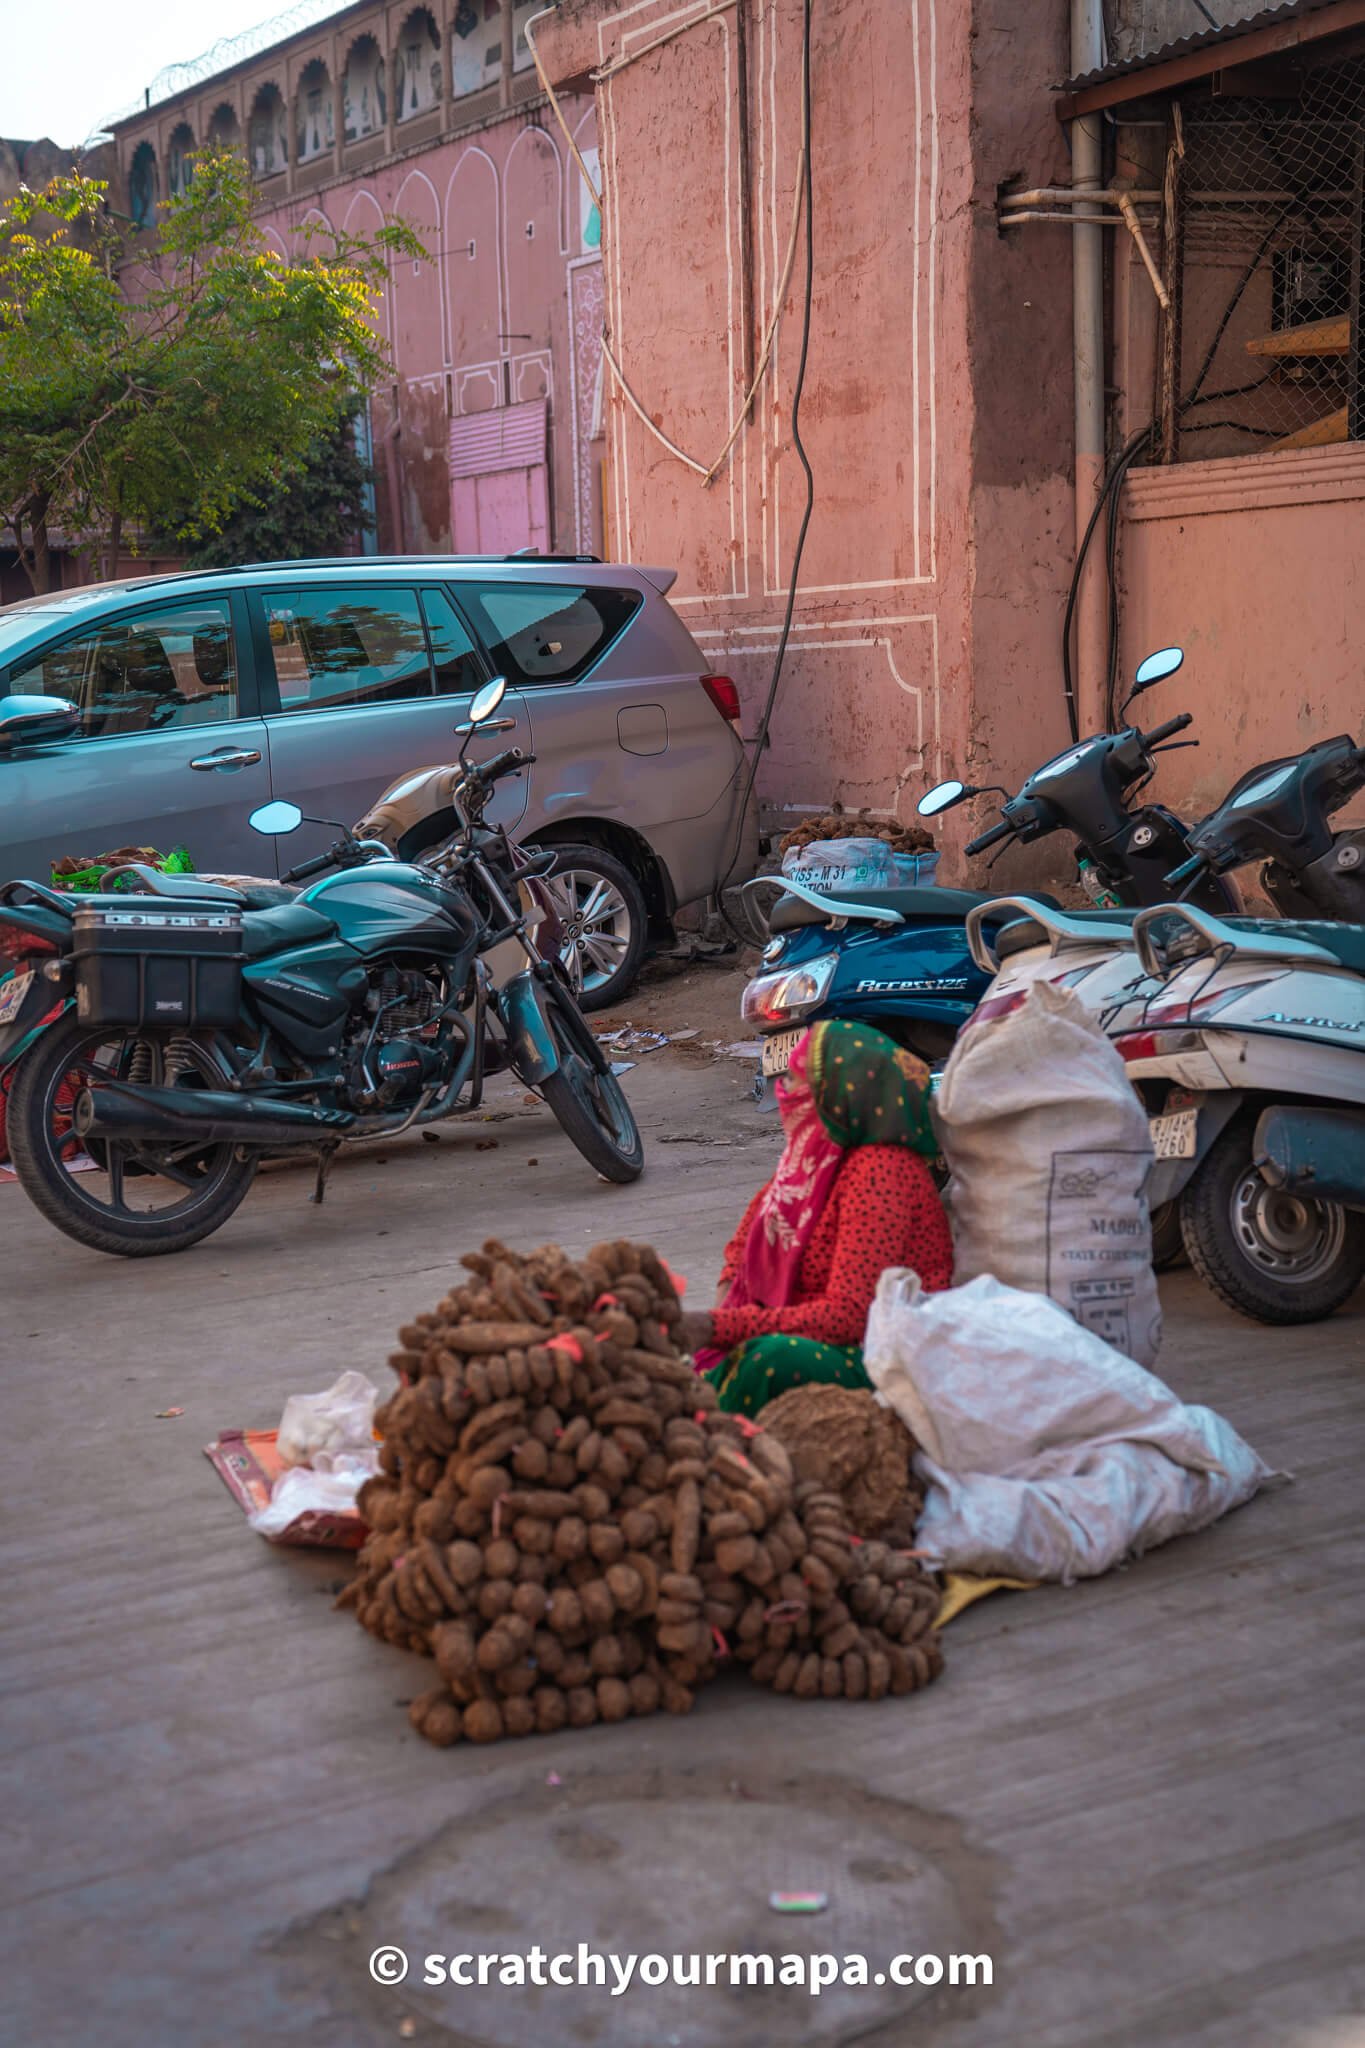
[917,779,968,818]
[248,800,304,836]
[1132,645,1184,692]
[468,675,508,726]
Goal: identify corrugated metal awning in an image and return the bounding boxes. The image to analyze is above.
[1057,0,1365,116]
[448,399,547,479]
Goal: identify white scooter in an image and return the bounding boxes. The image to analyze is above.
[1121,902,1365,1324]
[962,729,1365,1321]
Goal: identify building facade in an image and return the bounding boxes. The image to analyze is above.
[107,0,605,568]
[535,0,1363,858]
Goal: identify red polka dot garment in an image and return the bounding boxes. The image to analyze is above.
[711,1143,953,1352]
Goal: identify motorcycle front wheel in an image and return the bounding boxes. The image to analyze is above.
[7,1014,257,1257]
[537,985,644,1183]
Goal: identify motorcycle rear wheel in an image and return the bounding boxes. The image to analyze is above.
[1179,1115,1364,1324]
[8,1015,257,1257]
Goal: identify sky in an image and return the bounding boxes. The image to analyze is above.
[1,0,316,149]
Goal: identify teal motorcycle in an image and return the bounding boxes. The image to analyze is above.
[0,679,642,1257]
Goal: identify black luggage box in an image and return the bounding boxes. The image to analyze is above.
[72,900,243,1030]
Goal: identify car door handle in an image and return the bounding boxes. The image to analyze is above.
[454,716,518,735]
[189,748,263,770]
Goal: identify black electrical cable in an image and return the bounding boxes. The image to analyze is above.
[717,0,816,934]
[1061,422,1153,741]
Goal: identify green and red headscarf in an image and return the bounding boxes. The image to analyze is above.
[698,1022,936,1368]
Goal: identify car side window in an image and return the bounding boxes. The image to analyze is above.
[262,587,434,711]
[456,582,640,686]
[7,600,239,739]
[420,588,484,696]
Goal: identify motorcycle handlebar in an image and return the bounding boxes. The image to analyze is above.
[965,819,1016,857]
[1141,712,1194,748]
[475,746,534,783]
[284,848,338,883]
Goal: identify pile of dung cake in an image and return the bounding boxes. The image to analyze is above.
[339,1239,943,1746]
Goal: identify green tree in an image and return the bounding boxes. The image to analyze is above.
[179,399,374,567]
[0,148,417,592]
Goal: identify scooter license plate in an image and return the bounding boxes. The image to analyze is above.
[1150,1107,1198,1160]
[0,971,34,1026]
[761,1027,806,1078]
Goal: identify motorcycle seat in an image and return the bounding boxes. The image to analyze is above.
[767,883,1060,935]
[240,902,339,958]
[96,868,301,914]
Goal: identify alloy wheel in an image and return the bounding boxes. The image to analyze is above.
[546,867,634,996]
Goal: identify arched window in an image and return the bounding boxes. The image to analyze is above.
[167,123,196,198]
[207,102,242,151]
[248,83,288,178]
[295,58,334,163]
[343,35,387,142]
[451,0,498,97]
[395,8,441,122]
[128,141,159,227]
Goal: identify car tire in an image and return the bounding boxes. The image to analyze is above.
[1179,1113,1365,1324]
[530,843,648,1013]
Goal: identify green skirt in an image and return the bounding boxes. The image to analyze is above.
[707,1332,871,1418]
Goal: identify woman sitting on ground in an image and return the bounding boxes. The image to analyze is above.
[677,1020,952,1415]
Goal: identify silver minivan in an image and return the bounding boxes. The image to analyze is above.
[0,556,757,1007]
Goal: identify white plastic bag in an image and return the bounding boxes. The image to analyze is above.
[248,1449,379,1539]
[936,977,1162,1365]
[781,837,940,893]
[276,1370,380,1468]
[863,1269,1272,1582]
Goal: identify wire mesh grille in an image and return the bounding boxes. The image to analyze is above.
[1157,54,1365,460]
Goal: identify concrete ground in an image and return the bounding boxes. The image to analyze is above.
[2,1049,1363,2048]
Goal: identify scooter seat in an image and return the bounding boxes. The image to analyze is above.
[240,902,339,957]
[767,883,1060,935]
[995,906,1140,960]
[1234,917,1365,976]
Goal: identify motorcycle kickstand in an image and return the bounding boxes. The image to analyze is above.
[310,1141,342,1205]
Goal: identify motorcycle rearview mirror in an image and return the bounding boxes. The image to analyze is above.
[458,674,509,762]
[917,779,970,818]
[1127,645,1184,704]
[468,674,508,726]
[248,800,304,836]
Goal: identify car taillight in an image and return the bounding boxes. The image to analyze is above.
[701,674,741,721]
[0,928,56,970]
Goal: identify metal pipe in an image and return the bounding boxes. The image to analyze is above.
[1070,0,1108,734]
[1001,211,1158,227]
[1000,185,1162,206]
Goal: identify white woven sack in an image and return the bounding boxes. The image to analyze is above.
[863,1270,1272,1581]
[936,976,1162,1366]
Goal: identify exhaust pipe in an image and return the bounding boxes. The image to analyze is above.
[75,1081,357,1148]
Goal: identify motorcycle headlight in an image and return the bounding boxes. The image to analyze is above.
[740,951,838,1025]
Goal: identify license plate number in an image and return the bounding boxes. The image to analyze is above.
[1150,1107,1198,1160]
[0,971,34,1026]
[761,1027,805,1078]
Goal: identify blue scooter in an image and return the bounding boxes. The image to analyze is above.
[739,646,1228,1088]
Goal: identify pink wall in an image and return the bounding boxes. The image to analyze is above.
[538,0,1076,857]
[1119,444,1365,821]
